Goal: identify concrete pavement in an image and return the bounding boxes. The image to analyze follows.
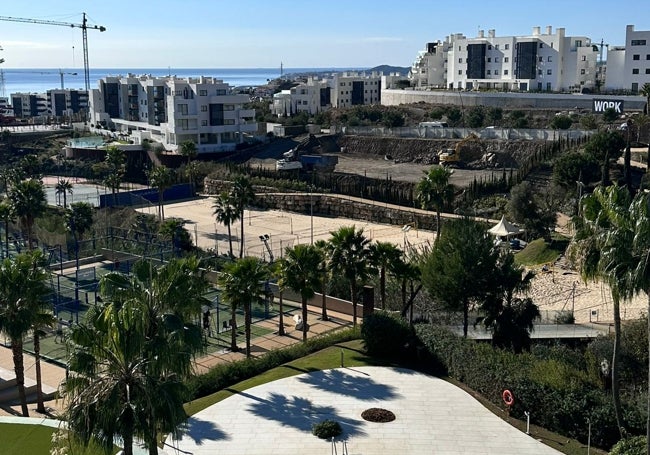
[168,366,563,455]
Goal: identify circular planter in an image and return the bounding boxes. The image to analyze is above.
[361,408,396,423]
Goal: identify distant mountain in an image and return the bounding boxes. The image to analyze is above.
[368,65,410,76]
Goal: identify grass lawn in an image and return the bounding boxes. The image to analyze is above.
[515,236,569,266]
[0,423,119,455]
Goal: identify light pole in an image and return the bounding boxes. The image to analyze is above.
[309,186,314,245]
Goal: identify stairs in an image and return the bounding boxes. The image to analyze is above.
[0,365,57,406]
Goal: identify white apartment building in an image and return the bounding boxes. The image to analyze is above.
[271,77,331,117]
[331,72,382,108]
[410,26,598,92]
[10,89,88,119]
[89,75,257,153]
[604,25,650,92]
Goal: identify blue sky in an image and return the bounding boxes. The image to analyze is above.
[0,0,646,69]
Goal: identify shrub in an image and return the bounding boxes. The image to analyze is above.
[186,327,359,400]
[312,419,342,439]
[609,436,646,455]
[361,312,414,359]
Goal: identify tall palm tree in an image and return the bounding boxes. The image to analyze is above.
[327,226,375,327]
[0,199,14,258]
[64,257,209,455]
[185,161,201,196]
[10,179,47,250]
[19,154,40,179]
[147,166,174,221]
[179,140,197,165]
[0,250,50,417]
[55,179,74,208]
[569,183,636,438]
[371,241,403,309]
[213,191,240,258]
[278,244,323,341]
[218,257,268,357]
[104,146,126,206]
[231,175,255,258]
[416,166,455,240]
[640,82,650,116]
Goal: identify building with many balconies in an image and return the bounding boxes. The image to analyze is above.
[409,26,599,93]
[89,74,257,153]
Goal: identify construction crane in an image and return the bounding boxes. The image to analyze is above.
[11,69,79,90]
[0,13,106,91]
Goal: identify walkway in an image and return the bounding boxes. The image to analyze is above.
[168,366,562,455]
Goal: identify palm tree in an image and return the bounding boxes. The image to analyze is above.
[231,175,255,258]
[640,82,650,116]
[179,140,197,165]
[416,166,455,240]
[327,226,375,327]
[569,183,636,438]
[0,250,50,417]
[0,199,14,258]
[64,257,209,455]
[65,202,94,268]
[10,179,47,250]
[19,154,40,179]
[147,166,174,221]
[213,191,240,257]
[371,241,403,309]
[31,302,55,414]
[185,161,201,196]
[218,257,268,357]
[55,179,73,208]
[104,146,126,205]
[278,244,323,341]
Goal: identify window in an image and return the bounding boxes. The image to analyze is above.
[547,69,552,75]
[458,70,462,75]
[487,70,491,75]
[224,105,235,111]
[201,120,207,126]
[581,55,586,61]
[581,69,586,75]
[199,90,207,96]
[459,46,462,51]
[504,57,509,63]
[538,69,543,75]
[216,89,226,95]
[547,82,551,91]
[647,54,650,60]
[539,43,544,48]
[576,40,582,47]
[547,56,552,62]
[505,44,509,50]
[487,57,491,62]
[459,58,463,63]
[504,69,509,75]
[177,104,188,115]
[538,57,543,62]
[488,45,492,50]
[494,69,499,75]
[633,54,640,60]
[201,105,207,112]
[633,68,640,74]
[631,39,647,46]
[495,44,499,49]
[646,69,650,74]
[224,119,235,125]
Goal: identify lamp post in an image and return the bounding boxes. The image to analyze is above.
[309,186,314,245]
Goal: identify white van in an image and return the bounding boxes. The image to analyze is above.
[419,121,448,128]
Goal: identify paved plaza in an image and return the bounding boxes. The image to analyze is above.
[168,366,562,455]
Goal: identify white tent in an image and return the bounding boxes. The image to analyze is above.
[487,216,524,238]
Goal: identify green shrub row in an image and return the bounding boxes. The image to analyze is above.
[360,312,415,359]
[412,325,645,450]
[186,327,360,400]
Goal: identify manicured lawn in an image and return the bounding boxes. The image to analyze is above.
[184,339,385,416]
[0,423,118,455]
[515,237,569,266]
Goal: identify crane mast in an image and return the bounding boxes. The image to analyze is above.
[0,12,106,91]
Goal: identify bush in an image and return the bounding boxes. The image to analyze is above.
[186,327,359,400]
[609,436,646,455]
[361,312,414,359]
[312,419,342,439]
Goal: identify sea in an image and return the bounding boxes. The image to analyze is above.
[0,67,362,96]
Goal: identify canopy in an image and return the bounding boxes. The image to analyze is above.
[488,216,524,237]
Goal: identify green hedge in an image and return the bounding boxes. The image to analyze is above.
[360,312,415,359]
[413,324,644,450]
[186,327,359,400]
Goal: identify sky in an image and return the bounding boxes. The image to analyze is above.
[0,0,647,69]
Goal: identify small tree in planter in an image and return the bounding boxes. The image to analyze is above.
[312,420,342,439]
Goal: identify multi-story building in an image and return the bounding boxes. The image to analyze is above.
[330,72,382,108]
[10,89,88,120]
[89,75,257,153]
[604,25,650,92]
[409,26,599,93]
[271,77,331,117]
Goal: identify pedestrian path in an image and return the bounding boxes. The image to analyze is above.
[168,366,563,455]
